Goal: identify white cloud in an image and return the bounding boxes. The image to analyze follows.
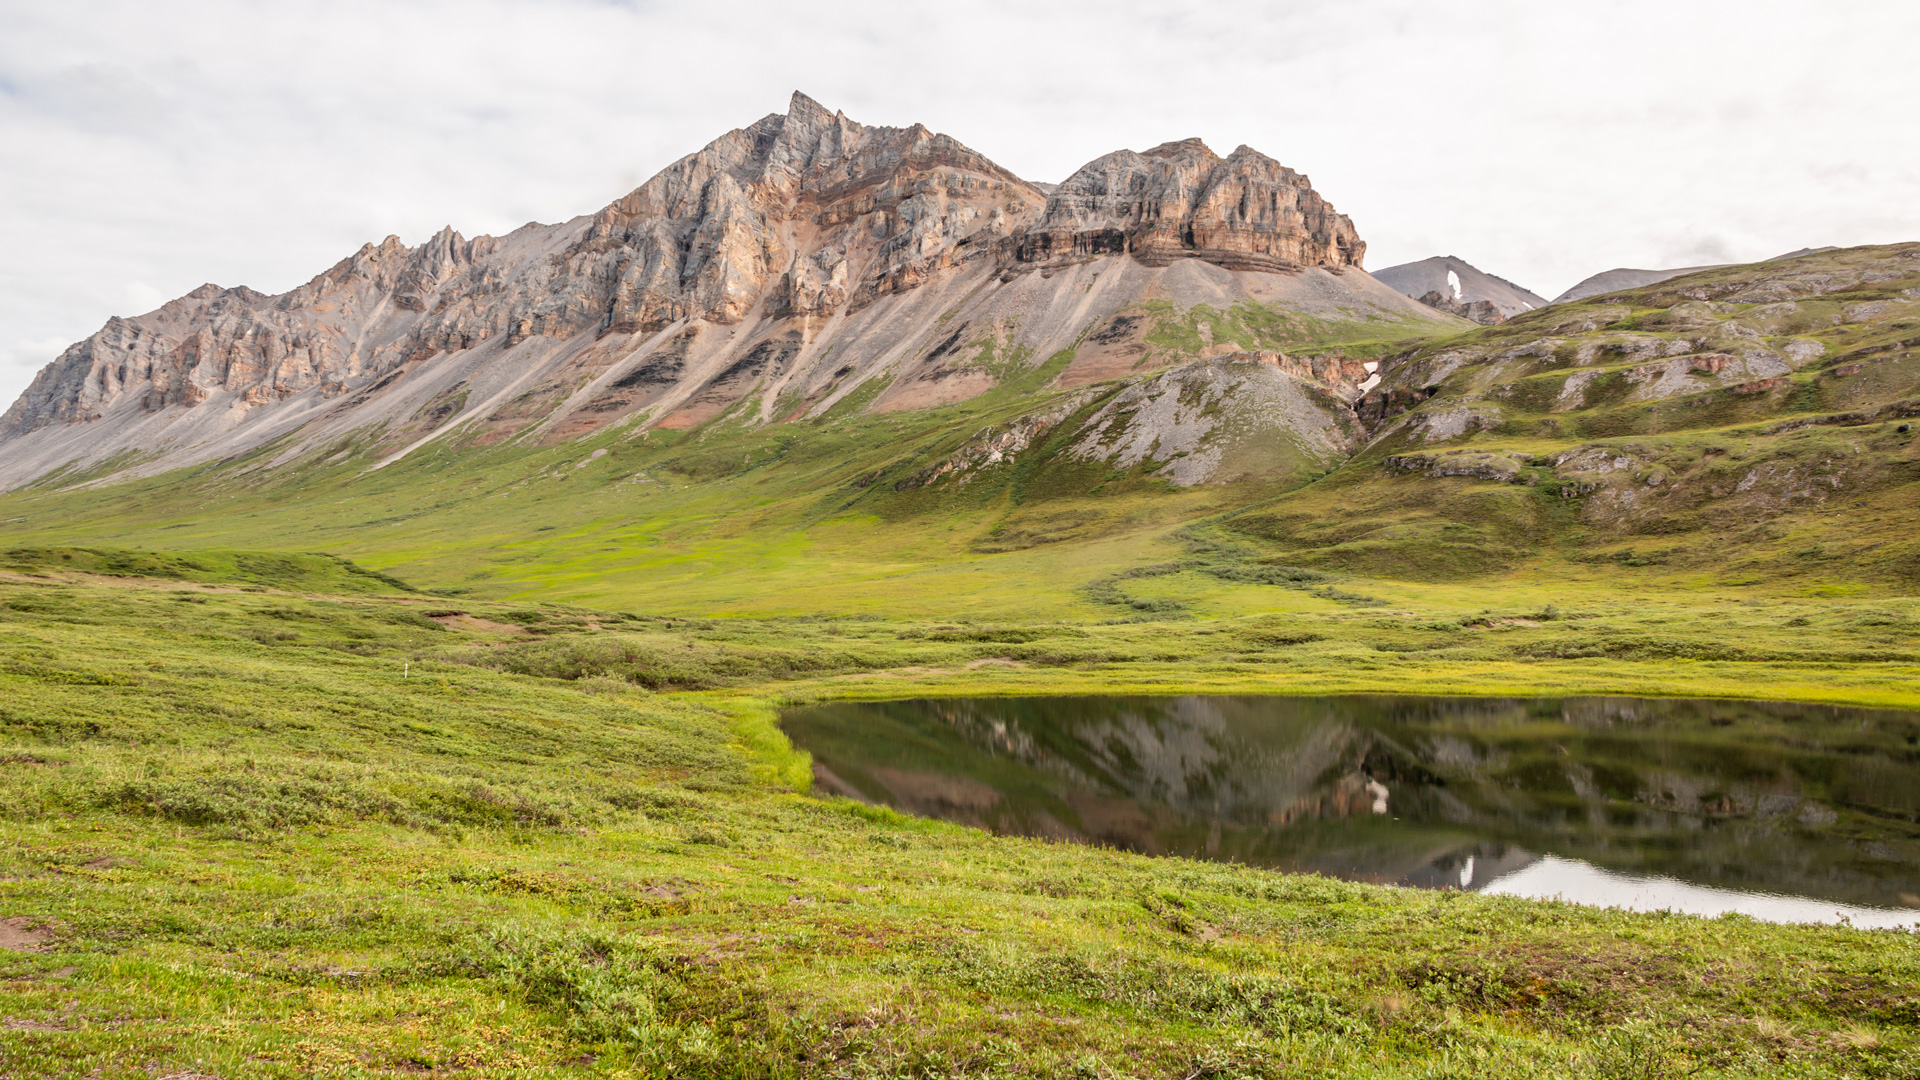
[2,0,1918,408]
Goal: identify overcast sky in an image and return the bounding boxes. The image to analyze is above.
[3,0,1916,406]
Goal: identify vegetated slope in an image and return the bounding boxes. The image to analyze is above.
[1550,247,1841,304]
[4,246,1918,616]
[0,564,1916,1077]
[0,92,1450,493]
[1371,255,1548,323]
[0,339,1386,617]
[1552,264,1726,304]
[0,545,412,594]
[1224,244,1920,586]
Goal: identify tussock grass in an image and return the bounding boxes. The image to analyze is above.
[0,565,1916,1076]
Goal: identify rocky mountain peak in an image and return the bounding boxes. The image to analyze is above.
[574,94,1044,331]
[761,90,868,180]
[1141,137,1218,161]
[0,94,1429,489]
[783,89,840,127]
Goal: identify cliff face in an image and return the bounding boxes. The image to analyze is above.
[0,93,1435,491]
[570,92,1045,333]
[1016,139,1366,273]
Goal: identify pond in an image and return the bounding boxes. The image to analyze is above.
[781,695,1920,928]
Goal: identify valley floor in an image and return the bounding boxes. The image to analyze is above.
[0,554,1917,1078]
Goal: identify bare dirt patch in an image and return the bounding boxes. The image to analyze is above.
[0,917,55,952]
[427,613,526,634]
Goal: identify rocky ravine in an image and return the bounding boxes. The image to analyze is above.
[0,93,1445,491]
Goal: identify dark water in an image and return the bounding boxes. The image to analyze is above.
[782,695,1920,927]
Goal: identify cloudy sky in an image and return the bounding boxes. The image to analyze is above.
[3,0,1916,406]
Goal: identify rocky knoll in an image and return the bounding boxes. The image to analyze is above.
[0,93,1442,492]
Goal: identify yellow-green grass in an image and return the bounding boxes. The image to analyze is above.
[1,560,1918,1078]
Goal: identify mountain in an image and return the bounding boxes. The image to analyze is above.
[2,97,1915,610]
[1551,248,1844,304]
[1371,256,1548,324]
[1550,264,1724,304]
[0,92,1448,493]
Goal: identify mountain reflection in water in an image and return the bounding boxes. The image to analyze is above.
[780,695,1920,926]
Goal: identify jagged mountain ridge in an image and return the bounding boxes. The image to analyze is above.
[0,92,1443,491]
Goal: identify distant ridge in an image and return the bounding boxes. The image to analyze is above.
[1371,256,1546,324]
[1551,247,1841,304]
[1550,265,1722,304]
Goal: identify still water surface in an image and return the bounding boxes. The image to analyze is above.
[782,695,1920,928]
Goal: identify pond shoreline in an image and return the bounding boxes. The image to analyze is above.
[783,693,1920,924]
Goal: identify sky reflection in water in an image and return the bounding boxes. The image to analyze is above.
[782,695,1920,928]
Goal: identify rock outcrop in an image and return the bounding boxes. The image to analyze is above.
[1015,139,1365,273]
[1064,355,1366,487]
[1416,290,1508,325]
[0,93,1441,491]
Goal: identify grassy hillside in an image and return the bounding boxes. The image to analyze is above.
[1226,245,1920,586]
[0,367,1244,617]
[1,560,1916,1078]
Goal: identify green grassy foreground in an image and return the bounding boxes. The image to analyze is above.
[1,553,1917,1078]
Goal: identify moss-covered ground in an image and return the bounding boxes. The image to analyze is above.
[1,554,1917,1078]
